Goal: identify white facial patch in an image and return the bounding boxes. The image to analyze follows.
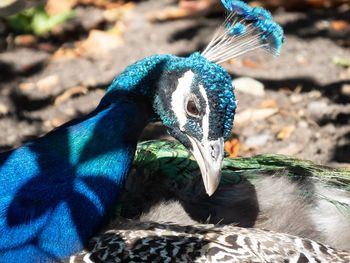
[199,84,210,141]
[171,70,195,131]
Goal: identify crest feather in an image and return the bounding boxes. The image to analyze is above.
[202,0,284,64]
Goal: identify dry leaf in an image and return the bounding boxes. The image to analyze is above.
[51,47,81,60]
[103,2,135,22]
[46,0,76,16]
[341,84,350,96]
[14,35,37,47]
[76,0,124,9]
[36,75,60,93]
[0,103,9,116]
[276,126,295,140]
[44,116,70,129]
[330,20,349,31]
[242,58,260,69]
[78,29,123,57]
[233,77,265,97]
[225,138,240,158]
[260,99,277,108]
[19,82,36,92]
[54,86,88,106]
[52,29,124,59]
[147,7,190,22]
[235,108,278,126]
[249,1,263,7]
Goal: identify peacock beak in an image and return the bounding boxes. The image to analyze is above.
[186,136,224,196]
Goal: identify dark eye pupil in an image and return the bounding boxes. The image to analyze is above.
[187,100,199,116]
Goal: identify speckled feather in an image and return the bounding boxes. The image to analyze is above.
[69,221,350,263]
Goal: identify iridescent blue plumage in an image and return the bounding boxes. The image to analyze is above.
[220,0,284,54]
[105,53,236,139]
[0,54,236,262]
[0,1,284,261]
[0,95,151,262]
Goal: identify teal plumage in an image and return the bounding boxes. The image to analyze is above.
[220,0,284,54]
[0,0,285,261]
[0,96,151,261]
[0,53,238,262]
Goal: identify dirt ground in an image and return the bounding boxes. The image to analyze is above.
[0,0,349,166]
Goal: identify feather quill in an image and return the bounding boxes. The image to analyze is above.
[202,0,284,63]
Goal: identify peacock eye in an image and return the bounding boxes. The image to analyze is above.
[186,99,200,117]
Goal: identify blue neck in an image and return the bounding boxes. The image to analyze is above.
[0,93,151,262]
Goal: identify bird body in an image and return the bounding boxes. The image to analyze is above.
[0,1,284,261]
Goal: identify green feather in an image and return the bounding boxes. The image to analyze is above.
[133,140,350,214]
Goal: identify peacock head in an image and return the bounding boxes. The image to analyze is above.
[152,0,284,196]
[153,53,236,196]
[104,0,284,196]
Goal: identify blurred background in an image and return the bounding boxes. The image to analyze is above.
[0,0,349,166]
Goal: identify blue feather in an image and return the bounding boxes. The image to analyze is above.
[0,52,237,261]
[0,94,150,262]
[220,0,284,54]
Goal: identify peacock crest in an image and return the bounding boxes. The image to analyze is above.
[202,0,284,64]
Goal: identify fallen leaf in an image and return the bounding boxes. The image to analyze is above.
[37,43,56,52]
[242,58,260,69]
[76,0,124,9]
[235,108,278,126]
[341,84,350,96]
[276,126,295,140]
[330,20,349,31]
[19,82,36,92]
[249,1,263,7]
[225,138,240,157]
[78,29,123,57]
[14,34,37,47]
[46,0,76,16]
[0,103,9,116]
[51,47,81,60]
[147,7,190,22]
[54,86,88,106]
[44,116,70,129]
[103,2,135,22]
[36,75,59,93]
[52,28,124,59]
[260,99,277,108]
[233,77,265,97]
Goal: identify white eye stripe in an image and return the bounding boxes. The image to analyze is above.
[199,84,210,140]
[171,70,195,131]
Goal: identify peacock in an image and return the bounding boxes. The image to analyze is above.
[69,140,350,262]
[0,0,284,262]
